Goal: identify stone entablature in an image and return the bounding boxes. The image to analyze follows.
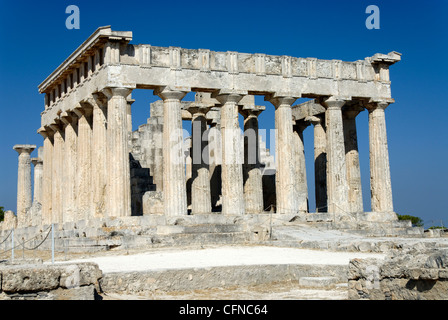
[38,26,400,129]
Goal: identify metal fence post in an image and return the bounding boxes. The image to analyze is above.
[11,229,14,261]
[51,224,54,264]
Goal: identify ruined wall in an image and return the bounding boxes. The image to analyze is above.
[348,248,448,300]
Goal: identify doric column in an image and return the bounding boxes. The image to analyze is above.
[155,87,188,216]
[241,106,264,214]
[91,94,108,218]
[13,144,36,227]
[214,91,245,215]
[31,155,43,205]
[208,119,222,212]
[188,105,212,214]
[74,104,93,221]
[60,112,78,222]
[306,115,327,212]
[103,87,133,217]
[343,106,364,213]
[267,95,298,214]
[319,96,350,214]
[293,119,309,214]
[38,128,53,225]
[366,101,394,213]
[49,123,64,224]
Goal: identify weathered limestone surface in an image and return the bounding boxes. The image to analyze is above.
[189,105,212,214]
[104,88,133,217]
[242,105,264,214]
[367,102,394,213]
[269,96,298,214]
[307,115,327,212]
[0,262,102,300]
[320,97,350,214]
[31,156,43,205]
[348,249,448,300]
[91,96,108,218]
[2,211,17,230]
[156,87,188,216]
[343,107,364,213]
[74,107,92,222]
[40,131,53,225]
[214,92,245,215]
[60,112,78,222]
[293,120,309,214]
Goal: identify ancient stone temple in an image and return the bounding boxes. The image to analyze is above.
[9,26,402,230]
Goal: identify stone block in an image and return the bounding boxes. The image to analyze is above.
[298,276,338,288]
[143,191,164,215]
[1,265,61,292]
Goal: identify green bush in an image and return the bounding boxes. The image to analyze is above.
[0,206,4,222]
[396,214,424,227]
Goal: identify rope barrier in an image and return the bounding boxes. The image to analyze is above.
[0,229,13,246]
[0,225,52,258]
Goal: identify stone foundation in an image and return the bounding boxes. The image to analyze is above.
[348,248,448,300]
[0,262,102,300]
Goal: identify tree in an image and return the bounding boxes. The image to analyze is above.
[396,214,424,227]
[0,206,4,222]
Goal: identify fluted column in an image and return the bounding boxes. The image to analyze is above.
[293,119,309,214]
[74,105,93,221]
[31,155,43,205]
[267,95,298,214]
[208,120,222,212]
[319,96,350,214]
[343,107,364,213]
[13,144,36,227]
[49,123,64,224]
[91,95,108,218]
[306,115,327,212]
[241,106,264,214]
[188,105,212,214]
[60,112,78,222]
[214,91,245,215]
[38,129,53,225]
[155,87,188,216]
[367,101,394,213]
[103,87,133,217]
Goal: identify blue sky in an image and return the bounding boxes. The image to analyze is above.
[0,0,447,227]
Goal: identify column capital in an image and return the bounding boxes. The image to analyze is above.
[74,102,93,118]
[240,105,265,119]
[318,96,350,110]
[305,115,323,126]
[154,86,189,101]
[13,144,36,155]
[294,119,311,132]
[265,93,297,109]
[342,104,364,119]
[92,92,109,106]
[102,87,134,100]
[49,122,63,134]
[212,89,247,105]
[187,104,212,118]
[37,127,52,139]
[60,111,78,126]
[31,157,43,166]
[365,99,393,112]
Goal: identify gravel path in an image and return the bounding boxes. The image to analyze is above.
[60,245,386,273]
